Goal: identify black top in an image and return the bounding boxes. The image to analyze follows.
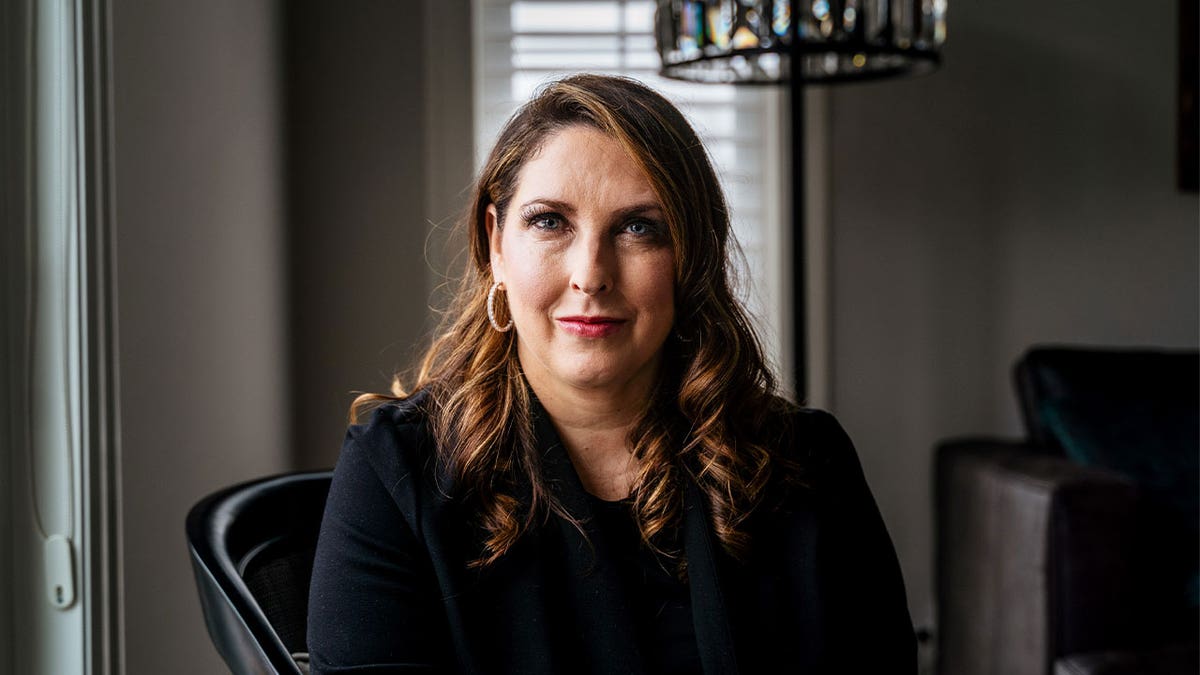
[307,390,916,674]
[585,493,702,675]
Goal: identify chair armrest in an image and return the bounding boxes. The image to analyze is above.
[935,439,1139,675]
[1054,642,1199,675]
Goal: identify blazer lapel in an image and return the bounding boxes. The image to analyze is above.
[683,478,742,675]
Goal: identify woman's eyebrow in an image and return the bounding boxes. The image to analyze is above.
[519,198,576,214]
[518,199,664,220]
[614,203,664,218]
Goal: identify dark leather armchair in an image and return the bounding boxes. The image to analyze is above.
[935,346,1198,675]
[187,471,333,675]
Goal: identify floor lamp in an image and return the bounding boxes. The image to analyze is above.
[655,0,946,402]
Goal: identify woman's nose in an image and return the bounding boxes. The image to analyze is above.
[569,237,613,296]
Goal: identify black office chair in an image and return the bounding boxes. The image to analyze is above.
[187,471,333,675]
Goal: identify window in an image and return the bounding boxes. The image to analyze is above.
[473,0,790,387]
[2,1,121,672]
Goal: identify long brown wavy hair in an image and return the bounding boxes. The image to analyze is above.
[354,74,801,571]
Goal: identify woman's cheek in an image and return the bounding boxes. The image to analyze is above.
[508,249,561,317]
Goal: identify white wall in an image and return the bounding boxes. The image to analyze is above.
[111,1,289,672]
[825,0,1199,635]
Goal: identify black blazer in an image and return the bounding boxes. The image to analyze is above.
[307,391,916,674]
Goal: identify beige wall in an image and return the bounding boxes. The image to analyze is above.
[825,0,1199,635]
[112,1,289,672]
[285,1,434,470]
[111,1,471,670]
[285,0,474,470]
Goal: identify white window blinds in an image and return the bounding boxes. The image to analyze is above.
[473,0,788,383]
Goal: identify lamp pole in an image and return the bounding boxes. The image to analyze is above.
[656,0,945,405]
[788,9,807,403]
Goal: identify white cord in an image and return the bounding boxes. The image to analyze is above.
[23,118,76,544]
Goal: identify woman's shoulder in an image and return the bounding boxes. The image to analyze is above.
[340,389,440,492]
[348,388,434,436]
[787,405,851,447]
[758,397,848,451]
[766,403,864,487]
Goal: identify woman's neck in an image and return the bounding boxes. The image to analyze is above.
[523,370,655,502]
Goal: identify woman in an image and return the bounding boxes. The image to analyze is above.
[307,74,915,674]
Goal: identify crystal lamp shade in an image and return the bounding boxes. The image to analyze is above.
[656,0,946,84]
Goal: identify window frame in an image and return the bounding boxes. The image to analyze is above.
[1,0,122,672]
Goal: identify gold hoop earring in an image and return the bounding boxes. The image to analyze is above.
[487,281,514,332]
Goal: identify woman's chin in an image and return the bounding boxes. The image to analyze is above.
[561,368,623,391]
[517,340,661,397]
[553,356,659,395]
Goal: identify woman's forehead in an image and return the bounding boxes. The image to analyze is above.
[511,126,661,210]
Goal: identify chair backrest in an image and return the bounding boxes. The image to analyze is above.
[1013,344,1200,620]
[187,471,333,675]
[1014,345,1200,454]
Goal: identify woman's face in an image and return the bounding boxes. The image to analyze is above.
[487,125,675,401]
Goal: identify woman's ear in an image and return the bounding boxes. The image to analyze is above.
[486,204,504,281]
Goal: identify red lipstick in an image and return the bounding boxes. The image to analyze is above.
[556,316,626,338]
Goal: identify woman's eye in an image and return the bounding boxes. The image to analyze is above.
[526,213,562,231]
[623,220,658,237]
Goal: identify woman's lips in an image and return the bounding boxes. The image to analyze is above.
[556,316,627,338]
